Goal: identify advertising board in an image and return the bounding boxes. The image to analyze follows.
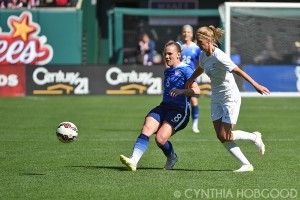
[0,11,53,66]
[0,65,25,96]
[26,65,164,95]
[243,65,300,92]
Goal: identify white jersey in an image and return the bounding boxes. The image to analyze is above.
[199,48,240,102]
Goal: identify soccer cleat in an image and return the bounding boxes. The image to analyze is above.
[233,164,254,172]
[120,155,137,172]
[192,120,200,133]
[192,126,200,133]
[164,153,178,170]
[253,131,265,156]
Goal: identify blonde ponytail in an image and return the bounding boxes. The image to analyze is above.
[197,25,224,45]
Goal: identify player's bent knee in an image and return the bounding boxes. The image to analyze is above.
[155,135,168,146]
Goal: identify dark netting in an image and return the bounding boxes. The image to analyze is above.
[230,8,300,65]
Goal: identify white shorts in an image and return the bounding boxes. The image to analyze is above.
[211,97,241,125]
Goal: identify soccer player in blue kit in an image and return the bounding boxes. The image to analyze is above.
[120,41,200,171]
[178,24,202,133]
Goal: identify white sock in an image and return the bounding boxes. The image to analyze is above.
[131,149,144,164]
[192,119,198,128]
[130,135,149,164]
[223,141,251,165]
[232,130,256,142]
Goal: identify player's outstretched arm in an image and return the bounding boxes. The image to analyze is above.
[232,66,270,95]
[186,67,204,88]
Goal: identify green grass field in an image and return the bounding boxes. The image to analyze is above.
[0,96,299,199]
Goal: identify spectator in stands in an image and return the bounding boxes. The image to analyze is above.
[43,0,55,7]
[69,0,77,6]
[19,0,28,7]
[137,33,155,66]
[7,0,23,8]
[0,0,9,8]
[55,0,68,6]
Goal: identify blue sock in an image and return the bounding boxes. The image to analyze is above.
[131,133,149,163]
[158,141,174,158]
[192,105,199,120]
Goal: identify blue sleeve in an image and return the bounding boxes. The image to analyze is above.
[194,47,201,67]
[184,66,194,80]
[197,48,201,58]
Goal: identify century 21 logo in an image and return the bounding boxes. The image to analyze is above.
[32,67,89,95]
[0,11,53,65]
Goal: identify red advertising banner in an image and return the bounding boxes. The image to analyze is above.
[0,65,26,96]
[0,11,53,66]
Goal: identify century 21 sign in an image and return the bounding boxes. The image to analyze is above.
[0,11,53,65]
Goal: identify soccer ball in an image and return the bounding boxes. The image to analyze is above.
[56,122,78,143]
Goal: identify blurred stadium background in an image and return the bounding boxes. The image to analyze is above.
[0,0,300,96]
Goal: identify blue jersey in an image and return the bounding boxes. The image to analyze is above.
[162,62,194,110]
[178,40,201,70]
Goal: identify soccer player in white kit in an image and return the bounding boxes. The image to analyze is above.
[186,25,270,172]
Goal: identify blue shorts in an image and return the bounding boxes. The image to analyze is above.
[147,103,190,133]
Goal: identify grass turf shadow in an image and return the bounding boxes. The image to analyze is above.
[67,165,232,172]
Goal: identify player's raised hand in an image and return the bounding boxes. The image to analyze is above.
[255,85,270,95]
